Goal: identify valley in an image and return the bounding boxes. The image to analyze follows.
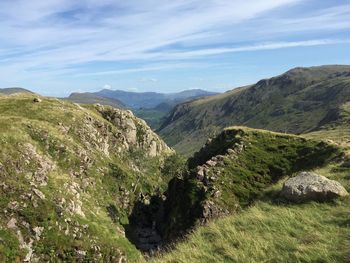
[0,65,349,262]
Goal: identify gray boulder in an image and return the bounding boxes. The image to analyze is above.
[281,171,348,202]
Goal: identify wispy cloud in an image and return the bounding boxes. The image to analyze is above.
[0,0,349,95]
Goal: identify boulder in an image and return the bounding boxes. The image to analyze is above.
[281,171,348,202]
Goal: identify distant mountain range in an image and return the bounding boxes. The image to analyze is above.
[68,89,219,109]
[158,65,350,155]
[66,88,219,130]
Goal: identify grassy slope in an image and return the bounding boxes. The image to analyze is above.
[65,92,125,109]
[305,102,350,149]
[159,127,342,242]
[134,108,168,130]
[154,153,350,263]
[0,94,171,262]
[158,65,350,156]
[0,87,33,95]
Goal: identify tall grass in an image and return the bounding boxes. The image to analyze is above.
[153,198,350,263]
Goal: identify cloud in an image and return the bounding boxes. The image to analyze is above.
[155,39,350,59]
[0,0,302,68]
[138,78,158,83]
[103,84,112,89]
[0,0,349,95]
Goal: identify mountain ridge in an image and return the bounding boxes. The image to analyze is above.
[158,65,350,155]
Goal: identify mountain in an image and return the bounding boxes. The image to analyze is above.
[94,89,218,109]
[65,92,125,108]
[0,93,173,261]
[0,87,33,95]
[67,89,219,130]
[158,65,350,155]
[1,71,350,262]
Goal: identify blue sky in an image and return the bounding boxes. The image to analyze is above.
[1,0,350,96]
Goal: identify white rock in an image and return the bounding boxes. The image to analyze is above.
[281,171,349,202]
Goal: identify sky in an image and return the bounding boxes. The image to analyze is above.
[1,0,350,96]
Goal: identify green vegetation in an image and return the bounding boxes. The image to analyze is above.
[305,101,350,149]
[0,87,33,95]
[153,199,350,263]
[154,160,350,263]
[65,92,125,109]
[1,65,350,262]
[158,65,350,155]
[0,93,172,261]
[159,127,342,241]
[134,108,168,130]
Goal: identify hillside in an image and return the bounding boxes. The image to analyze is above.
[153,127,350,262]
[305,101,350,147]
[158,65,350,155]
[94,89,218,109]
[1,93,349,262]
[156,127,342,242]
[67,89,218,130]
[0,88,33,95]
[65,92,125,109]
[0,94,173,261]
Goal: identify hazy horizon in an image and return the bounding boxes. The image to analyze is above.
[1,0,350,96]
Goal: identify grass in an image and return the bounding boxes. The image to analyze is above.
[160,127,342,240]
[158,66,350,156]
[134,108,168,130]
[153,164,350,263]
[153,199,350,263]
[305,102,350,151]
[0,93,172,261]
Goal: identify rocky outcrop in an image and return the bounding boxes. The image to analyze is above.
[95,105,173,157]
[0,95,173,261]
[281,171,348,202]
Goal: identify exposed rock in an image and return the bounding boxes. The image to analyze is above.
[22,143,55,186]
[33,226,44,241]
[206,160,217,167]
[149,140,158,157]
[196,167,205,181]
[281,171,349,202]
[33,188,46,200]
[7,201,19,211]
[67,199,85,217]
[216,155,225,161]
[7,218,17,229]
[227,148,235,154]
[95,105,173,157]
[33,97,42,103]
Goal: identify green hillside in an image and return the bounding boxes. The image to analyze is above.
[152,127,350,262]
[0,88,33,95]
[305,101,350,148]
[0,94,172,262]
[1,66,350,262]
[158,65,350,155]
[157,127,342,242]
[65,92,125,109]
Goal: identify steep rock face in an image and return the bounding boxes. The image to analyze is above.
[95,105,172,157]
[159,127,341,241]
[0,94,172,262]
[158,65,350,155]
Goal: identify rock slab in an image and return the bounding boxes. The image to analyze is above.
[281,171,348,202]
